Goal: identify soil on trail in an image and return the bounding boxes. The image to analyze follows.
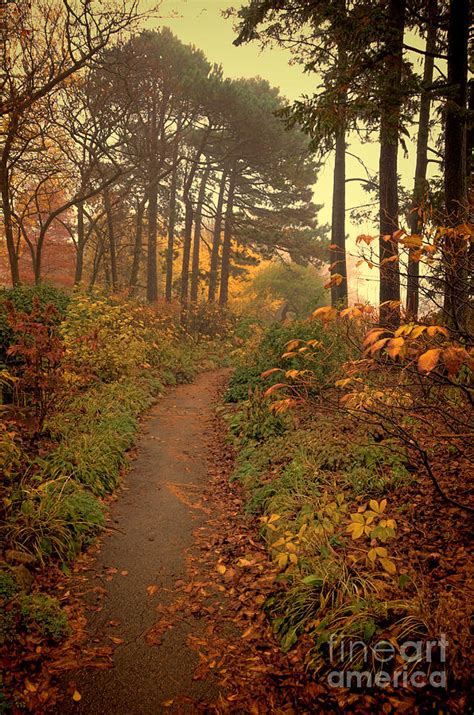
[59,370,229,714]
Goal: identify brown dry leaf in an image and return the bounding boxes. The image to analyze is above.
[147,584,158,596]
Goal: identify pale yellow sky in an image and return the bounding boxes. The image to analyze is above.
[141,0,430,302]
[148,0,316,100]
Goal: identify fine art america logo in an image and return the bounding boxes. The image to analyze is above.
[327,635,447,689]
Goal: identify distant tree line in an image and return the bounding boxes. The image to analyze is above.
[0,0,327,308]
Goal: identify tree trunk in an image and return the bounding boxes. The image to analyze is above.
[74,203,85,284]
[443,0,469,331]
[190,165,210,303]
[146,182,159,303]
[208,170,227,302]
[378,0,406,328]
[331,125,347,307]
[1,119,20,285]
[129,198,145,296]
[180,133,210,308]
[219,168,237,307]
[165,143,180,302]
[330,4,348,308]
[89,227,105,290]
[180,198,193,307]
[406,0,436,320]
[104,187,118,291]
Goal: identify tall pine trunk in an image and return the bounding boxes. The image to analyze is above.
[190,165,210,303]
[219,168,237,307]
[165,139,180,302]
[146,181,159,303]
[180,197,193,307]
[378,0,406,328]
[331,125,347,307]
[104,187,118,291]
[330,2,347,308]
[406,0,436,319]
[443,0,469,332]
[180,133,210,308]
[208,170,227,302]
[129,198,145,296]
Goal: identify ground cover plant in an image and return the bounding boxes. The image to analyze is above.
[225,311,473,711]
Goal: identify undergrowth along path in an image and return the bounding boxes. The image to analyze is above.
[58,370,230,714]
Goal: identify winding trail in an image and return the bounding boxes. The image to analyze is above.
[59,370,229,714]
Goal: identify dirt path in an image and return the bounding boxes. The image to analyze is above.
[58,370,229,714]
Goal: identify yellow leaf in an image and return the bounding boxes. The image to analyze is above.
[394,325,411,337]
[380,558,396,574]
[363,328,389,347]
[268,513,280,524]
[271,537,286,549]
[286,339,302,351]
[311,306,337,321]
[418,348,442,373]
[410,325,426,339]
[369,337,390,354]
[72,690,82,702]
[216,564,226,575]
[426,325,449,338]
[369,499,379,513]
[261,368,282,379]
[238,558,254,567]
[277,553,288,568]
[379,499,387,513]
[264,383,287,397]
[386,337,405,358]
[289,553,298,564]
[356,234,376,245]
[442,346,467,375]
[368,548,377,562]
[349,523,365,539]
[403,234,423,249]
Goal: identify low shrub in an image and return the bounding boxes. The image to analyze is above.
[227,388,291,446]
[226,319,349,402]
[20,593,69,642]
[3,479,105,564]
[0,591,69,647]
[40,377,160,495]
[0,285,69,366]
[61,293,147,383]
